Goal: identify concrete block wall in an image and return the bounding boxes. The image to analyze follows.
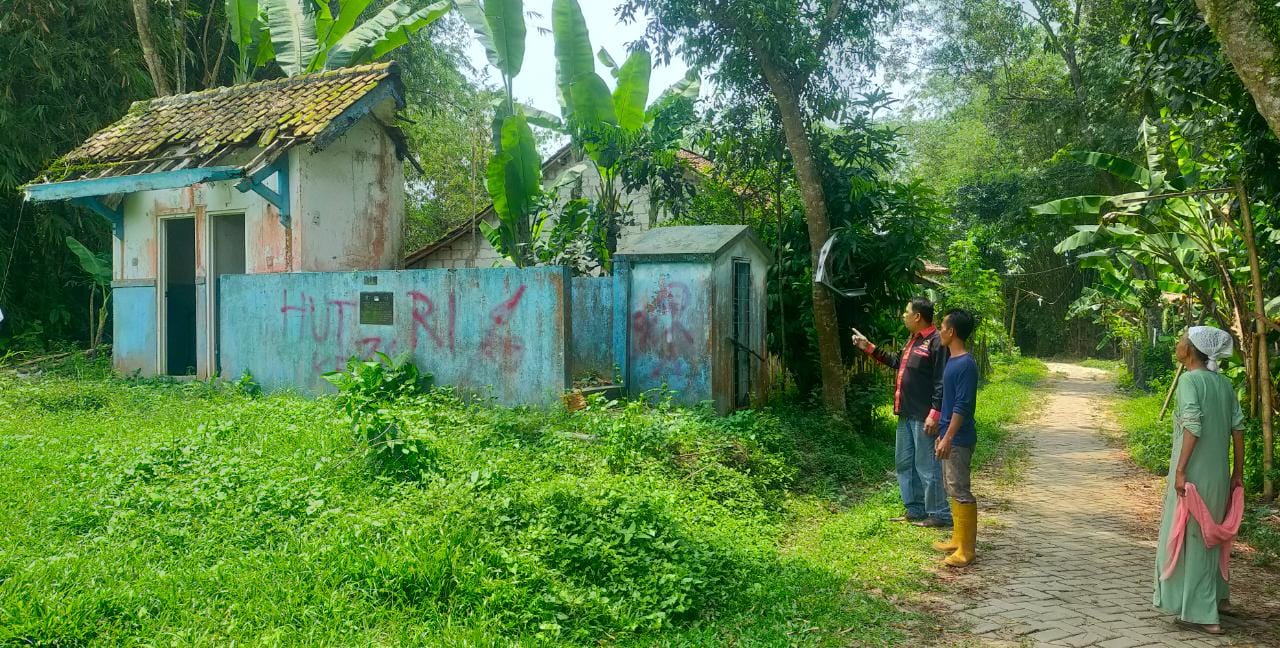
[569,276,614,382]
[219,267,571,405]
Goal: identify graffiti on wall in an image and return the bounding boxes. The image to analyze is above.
[278,284,528,375]
[631,274,699,380]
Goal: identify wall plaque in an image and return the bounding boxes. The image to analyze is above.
[359,292,394,325]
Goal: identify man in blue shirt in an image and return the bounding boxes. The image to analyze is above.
[932,308,980,567]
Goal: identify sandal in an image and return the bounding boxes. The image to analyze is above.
[1175,619,1225,636]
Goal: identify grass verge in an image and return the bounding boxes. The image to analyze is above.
[0,354,1047,646]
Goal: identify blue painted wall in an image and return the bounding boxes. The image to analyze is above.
[112,283,158,376]
[218,267,570,405]
[569,276,613,382]
[627,262,713,404]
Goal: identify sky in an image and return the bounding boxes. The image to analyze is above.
[461,1,692,115]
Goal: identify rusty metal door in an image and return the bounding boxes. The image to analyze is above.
[733,259,752,407]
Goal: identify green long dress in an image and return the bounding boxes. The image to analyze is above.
[1152,368,1242,625]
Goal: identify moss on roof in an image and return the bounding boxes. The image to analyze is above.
[35,62,399,183]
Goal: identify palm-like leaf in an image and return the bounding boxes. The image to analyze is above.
[1067,151,1152,189]
[326,0,375,46]
[455,0,524,79]
[65,237,110,285]
[327,0,451,68]
[264,0,319,77]
[552,0,615,126]
[226,0,260,50]
[612,49,650,133]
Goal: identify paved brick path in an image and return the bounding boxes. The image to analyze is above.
[948,363,1266,648]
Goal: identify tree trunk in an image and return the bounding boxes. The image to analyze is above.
[131,0,171,96]
[1195,0,1280,140]
[1237,178,1275,499]
[757,53,846,413]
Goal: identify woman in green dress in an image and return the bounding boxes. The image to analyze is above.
[1153,326,1245,635]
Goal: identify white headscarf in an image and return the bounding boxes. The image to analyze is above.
[1187,326,1233,372]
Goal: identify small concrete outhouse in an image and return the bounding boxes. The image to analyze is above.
[616,225,770,412]
[23,63,406,379]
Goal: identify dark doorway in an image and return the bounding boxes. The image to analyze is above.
[732,259,752,408]
[209,214,246,371]
[163,217,197,375]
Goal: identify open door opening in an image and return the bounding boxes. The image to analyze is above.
[209,214,246,372]
[163,217,197,376]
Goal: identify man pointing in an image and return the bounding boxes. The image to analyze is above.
[853,297,951,528]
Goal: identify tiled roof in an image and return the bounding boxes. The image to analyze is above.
[34,62,400,184]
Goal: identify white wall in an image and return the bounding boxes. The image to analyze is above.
[112,107,406,378]
[296,114,405,271]
[411,149,665,270]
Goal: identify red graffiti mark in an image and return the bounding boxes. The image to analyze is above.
[409,290,446,349]
[632,275,696,379]
[329,299,355,344]
[491,285,527,325]
[447,290,456,352]
[355,336,383,360]
[280,289,307,337]
[478,284,528,365]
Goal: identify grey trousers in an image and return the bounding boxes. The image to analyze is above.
[943,445,976,504]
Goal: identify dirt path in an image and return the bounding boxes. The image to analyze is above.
[941,362,1279,648]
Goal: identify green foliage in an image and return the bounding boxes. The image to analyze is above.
[455,0,525,81]
[0,355,1046,644]
[243,0,451,77]
[323,352,436,479]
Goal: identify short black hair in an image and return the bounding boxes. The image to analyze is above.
[908,297,935,324]
[944,309,976,342]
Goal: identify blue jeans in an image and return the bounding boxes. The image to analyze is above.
[895,417,951,522]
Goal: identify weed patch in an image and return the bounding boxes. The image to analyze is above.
[0,354,1047,645]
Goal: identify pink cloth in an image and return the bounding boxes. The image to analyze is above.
[1161,483,1244,582]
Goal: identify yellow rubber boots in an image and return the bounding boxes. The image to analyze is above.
[944,502,977,567]
[931,499,959,553]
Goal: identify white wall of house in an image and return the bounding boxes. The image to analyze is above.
[411,149,666,270]
[111,107,404,379]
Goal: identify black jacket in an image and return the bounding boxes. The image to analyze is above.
[869,326,948,421]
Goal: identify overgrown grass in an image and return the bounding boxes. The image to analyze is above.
[1077,358,1122,374]
[1109,383,1280,566]
[0,355,1047,646]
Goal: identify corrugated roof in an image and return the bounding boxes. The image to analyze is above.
[32,62,401,185]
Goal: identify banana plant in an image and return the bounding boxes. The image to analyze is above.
[226,0,451,79]
[1035,118,1270,369]
[65,237,111,350]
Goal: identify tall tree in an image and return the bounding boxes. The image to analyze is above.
[621,0,903,413]
[1194,0,1280,140]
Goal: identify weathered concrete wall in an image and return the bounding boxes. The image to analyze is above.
[709,239,770,413]
[218,267,570,405]
[627,262,713,404]
[112,282,158,376]
[569,276,613,381]
[110,109,404,379]
[116,157,290,379]
[296,116,404,271]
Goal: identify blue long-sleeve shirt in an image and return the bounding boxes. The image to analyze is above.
[941,352,979,448]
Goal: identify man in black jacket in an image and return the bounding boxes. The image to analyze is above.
[853,297,951,527]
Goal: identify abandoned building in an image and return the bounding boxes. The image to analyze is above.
[24,62,406,379]
[24,62,769,413]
